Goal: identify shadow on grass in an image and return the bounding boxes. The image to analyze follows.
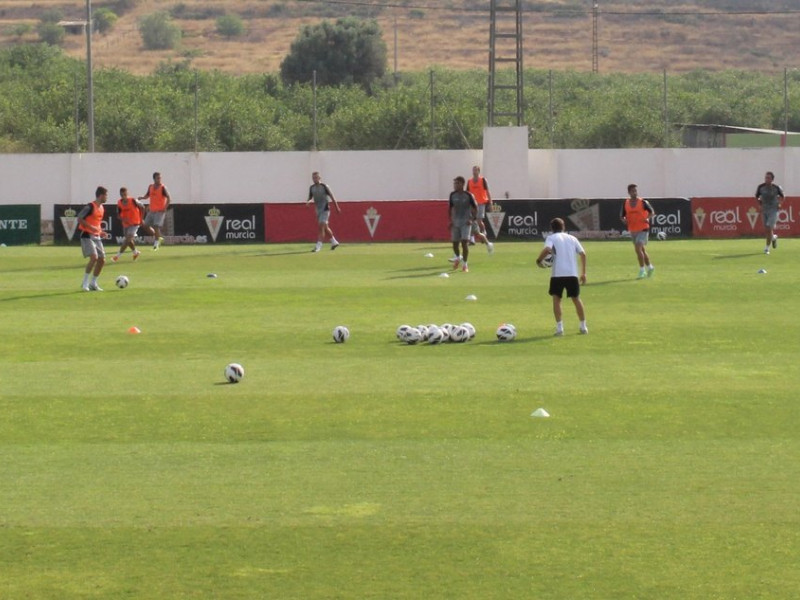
[711,252,764,260]
[0,290,87,302]
[582,278,638,286]
[385,268,449,280]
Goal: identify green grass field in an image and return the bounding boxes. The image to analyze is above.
[1,239,799,599]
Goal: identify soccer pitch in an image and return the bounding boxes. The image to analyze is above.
[1,240,799,599]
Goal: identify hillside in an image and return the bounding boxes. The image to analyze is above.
[1,0,800,75]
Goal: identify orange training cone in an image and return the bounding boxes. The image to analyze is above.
[128,326,141,334]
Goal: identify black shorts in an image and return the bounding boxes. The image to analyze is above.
[549,276,580,298]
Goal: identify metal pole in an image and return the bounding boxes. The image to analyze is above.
[312,69,318,151]
[663,68,669,147]
[430,70,435,149]
[592,1,599,74]
[85,0,94,152]
[784,67,789,145]
[549,70,554,148]
[193,71,199,153]
[74,71,80,152]
[393,16,398,84]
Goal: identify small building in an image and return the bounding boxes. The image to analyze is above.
[57,20,88,35]
[676,124,800,148]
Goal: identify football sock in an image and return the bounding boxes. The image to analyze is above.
[82,273,90,286]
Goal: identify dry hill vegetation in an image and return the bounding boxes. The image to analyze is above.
[1,0,800,75]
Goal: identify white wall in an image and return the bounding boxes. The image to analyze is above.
[1,147,794,219]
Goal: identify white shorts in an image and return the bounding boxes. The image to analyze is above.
[123,225,139,238]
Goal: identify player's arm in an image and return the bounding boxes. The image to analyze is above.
[578,250,587,284]
[620,203,628,224]
[138,186,150,201]
[325,184,341,213]
[535,245,552,267]
[644,200,656,223]
[162,186,171,208]
[483,178,494,209]
[306,186,314,206]
[468,194,477,222]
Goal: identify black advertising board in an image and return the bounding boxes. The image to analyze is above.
[54,204,264,244]
[484,198,692,241]
[171,204,264,243]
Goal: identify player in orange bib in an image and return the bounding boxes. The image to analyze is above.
[77,186,110,291]
[465,166,494,255]
[620,183,655,279]
[138,172,171,250]
[112,187,147,262]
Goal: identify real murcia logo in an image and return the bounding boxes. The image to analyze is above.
[486,203,505,238]
[693,208,707,230]
[60,207,78,241]
[204,206,225,242]
[363,207,381,238]
[746,207,759,229]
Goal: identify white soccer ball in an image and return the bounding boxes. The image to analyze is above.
[450,325,469,343]
[224,362,244,383]
[416,325,429,340]
[426,325,444,345]
[460,322,476,339]
[439,323,453,342]
[538,254,554,269]
[656,230,667,241]
[396,324,413,340]
[402,327,423,345]
[332,325,350,343]
[496,323,517,342]
[115,275,129,289]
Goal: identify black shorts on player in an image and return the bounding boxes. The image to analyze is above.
[548,276,581,298]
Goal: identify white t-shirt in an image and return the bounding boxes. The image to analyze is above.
[544,232,585,278]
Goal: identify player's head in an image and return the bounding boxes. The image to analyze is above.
[765,171,775,182]
[472,165,481,177]
[551,217,565,233]
[119,187,127,197]
[627,183,638,195]
[312,171,321,183]
[153,172,161,182]
[453,175,465,190]
[95,186,108,202]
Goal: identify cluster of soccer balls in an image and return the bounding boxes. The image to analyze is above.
[396,323,475,344]
[331,323,517,344]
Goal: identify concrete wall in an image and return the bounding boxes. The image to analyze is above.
[2,145,795,219]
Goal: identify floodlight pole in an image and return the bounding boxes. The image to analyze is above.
[85,0,95,152]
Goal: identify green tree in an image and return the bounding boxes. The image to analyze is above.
[37,22,65,46]
[94,8,118,34]
[139,12,181,50]
[216,14,244,38]
[280,17,386,88]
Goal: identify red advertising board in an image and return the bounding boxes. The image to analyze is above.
[264,200,449,243]
[691,197,800,238]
